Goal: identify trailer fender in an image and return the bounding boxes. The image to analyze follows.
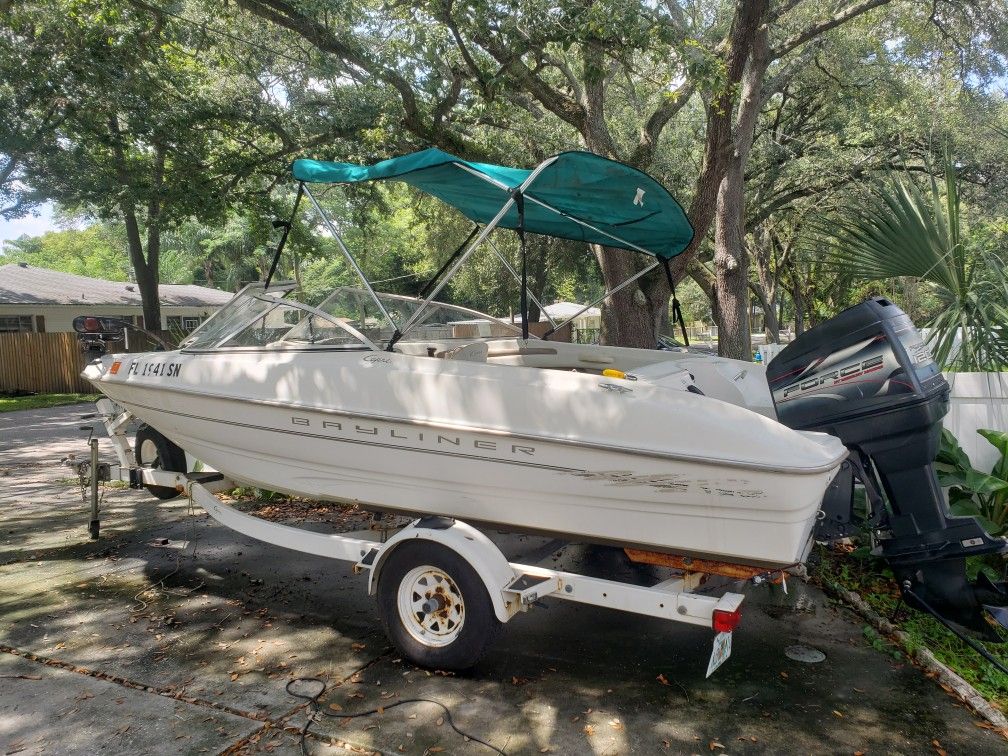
[367,518,520,622]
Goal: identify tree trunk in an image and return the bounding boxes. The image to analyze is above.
[526,237,549,323]
[119,201,160,331]
[141,145,165,331]
[752,226,780,342]
[108,116,162,331]
[752,283,780,343]
[578,41,668,348]
[790,279,806,335]
[763,295,780,342]
[711,0,769,360]
[594,244,669,348]
[713,174,751,359]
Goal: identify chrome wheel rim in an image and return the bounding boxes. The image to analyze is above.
[397,565,465,647]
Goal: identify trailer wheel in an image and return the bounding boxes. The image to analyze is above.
[134,424,186,500]
[377,541,501,671]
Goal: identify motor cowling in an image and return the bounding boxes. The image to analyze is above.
[766,298,1007,632]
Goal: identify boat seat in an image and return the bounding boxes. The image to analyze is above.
[443,342,489,362]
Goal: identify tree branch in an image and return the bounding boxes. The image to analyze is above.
[770,0,893,60]
[237,0,474,152]
[629,82,695,168]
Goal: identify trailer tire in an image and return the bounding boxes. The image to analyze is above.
[134,424,186,500]
[377,540,501,671]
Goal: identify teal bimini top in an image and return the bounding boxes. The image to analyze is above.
[291,148,694,260]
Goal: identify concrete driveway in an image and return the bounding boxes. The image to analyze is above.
[0,404,1003,754]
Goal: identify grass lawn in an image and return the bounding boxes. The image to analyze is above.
[0,393,99,413]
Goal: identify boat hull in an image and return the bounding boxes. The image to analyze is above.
[85,349,847,568]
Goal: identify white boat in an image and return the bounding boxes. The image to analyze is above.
[83,148,848,569]
[80,148,1008,674]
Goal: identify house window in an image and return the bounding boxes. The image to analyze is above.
[167,315,205,335]
[0,316,34,333]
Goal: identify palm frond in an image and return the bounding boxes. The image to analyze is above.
[816,157,1008,371]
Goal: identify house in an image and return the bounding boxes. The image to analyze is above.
[506,302,599,342]
[506,302,601,329]
[0,263,233,335]
[541,302,601,331]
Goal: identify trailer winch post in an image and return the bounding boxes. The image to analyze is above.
[88,437,100,539]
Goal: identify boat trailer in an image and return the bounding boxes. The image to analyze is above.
[76,397,747,675]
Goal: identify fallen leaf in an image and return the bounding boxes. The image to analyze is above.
[539,748,551,753]
[583,725,595,737]
[709,740,725,751]
[610,719,624,731]
[351,643,367,651]
[779,671,788,679]
[832,710,844,718]
[436,717,444,726]
[328,703,343,712]
[657,673,670,686]
[377,706,384,716]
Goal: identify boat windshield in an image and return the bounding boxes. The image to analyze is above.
[178,285,523,352]
[314,287,524,347]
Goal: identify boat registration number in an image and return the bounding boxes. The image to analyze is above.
[705,631,732,678]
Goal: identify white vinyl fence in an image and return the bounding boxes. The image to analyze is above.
[944,373,1008,473]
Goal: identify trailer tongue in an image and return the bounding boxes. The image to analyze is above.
[767,297,1008,634]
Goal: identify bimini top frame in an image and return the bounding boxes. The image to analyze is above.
[283,148,695,345]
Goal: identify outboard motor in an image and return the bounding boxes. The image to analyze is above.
[766,298,1008,633]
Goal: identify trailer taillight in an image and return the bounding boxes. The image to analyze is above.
[712,607,741,633]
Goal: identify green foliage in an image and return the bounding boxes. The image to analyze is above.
[822,155,1008,370]
[3,0,1008,344]
[862,625,903,660]
[0,0,379,321]
[0,225,129,280]
[0,393,98,413]
[936,428,1008,536]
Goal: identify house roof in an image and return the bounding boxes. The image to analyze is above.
[506,302,601,323]
[543,302,601,319]
[0,264,234,307]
